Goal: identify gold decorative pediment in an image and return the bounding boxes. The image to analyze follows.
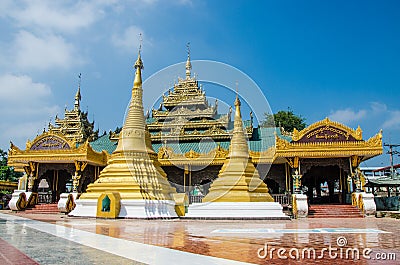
[206,125,227,135]
[275,135,290,149]
[158,146,173,159]
[185,149,200,159]
[365,129,382,147]
[214,145,229,158]
[157,144,276,165]
[26,132,76,151]
[292,117,363,142]
[8,133,108,167]
[9,141,22,155]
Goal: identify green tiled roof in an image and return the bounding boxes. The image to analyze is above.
[214,113,228,119]
[152,141,231,154]
[90,134,118,154]
[90,126,292,155]
[146,117,156,123]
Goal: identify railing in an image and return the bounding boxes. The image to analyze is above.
[188,194,292,206]
[38,192,52,204]
[189,195,204,204]
[272,194,292,207]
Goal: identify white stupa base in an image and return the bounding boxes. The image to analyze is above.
[184,202,289,219]
[69,199,178,218]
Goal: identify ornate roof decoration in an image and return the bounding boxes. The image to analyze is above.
[48,77,98,144]
[157,145,231,166]
[152,105,217,118]
[275,125,382,159]
[147,48,252,143]
[26,132,75,151]
[291,117,363,142]
[8,132,108,171]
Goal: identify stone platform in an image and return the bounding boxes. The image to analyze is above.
[1,211,400,264]
[69,199,178,218]
[184,202,289,219]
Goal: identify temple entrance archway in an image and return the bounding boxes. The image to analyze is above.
[35,169,72,203]
[301,158,350,205]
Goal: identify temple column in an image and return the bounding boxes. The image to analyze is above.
[316,180,321,197]
[327,180,335,203]
[350,156,362,192]
[73,161,87,193]
[286,157,308,218]
[354,169,362,192]
[347,175,353,193]
[292,170,303,194]
[26,162,38,192]
[184,165,187,192]
[286,157,303,194]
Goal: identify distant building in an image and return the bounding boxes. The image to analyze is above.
[360,167,387,180]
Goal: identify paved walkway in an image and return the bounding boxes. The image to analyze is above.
[0,211,399,264]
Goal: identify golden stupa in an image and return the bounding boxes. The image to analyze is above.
[202,93,274,203]
[70,51,178,218]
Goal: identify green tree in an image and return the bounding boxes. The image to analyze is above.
[0,149,22,182]
[261,110,306,132]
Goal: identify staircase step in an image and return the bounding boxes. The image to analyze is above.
[24,204,60,214]
[308,204,364,218]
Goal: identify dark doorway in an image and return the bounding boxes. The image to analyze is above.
[36,170,71,203]
[302,165,347,204]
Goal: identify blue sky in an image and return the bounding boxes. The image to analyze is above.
[0,0,399,167]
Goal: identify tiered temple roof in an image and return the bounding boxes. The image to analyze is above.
[146,50,253,142]
[91,51,288,165]
[88,52,382,168]
[48,82,98,145]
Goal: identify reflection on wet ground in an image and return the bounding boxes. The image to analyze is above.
[2,211,400,264]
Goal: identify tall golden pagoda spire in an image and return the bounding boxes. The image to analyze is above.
[71,49,178,218]
[202,89,273,202]
[185,42,192,79]
[113,51,146,153]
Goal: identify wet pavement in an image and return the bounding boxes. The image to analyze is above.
[0,211,399,264]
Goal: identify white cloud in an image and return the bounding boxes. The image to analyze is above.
[329,108,367,124]
[370,101,388,114]
[382,110,400,130]
[0,74,50,101]
[0,74,59,149]
[329,102,400,135]
[13,30,79,71]
[176,0,193,5]
[1,1,112,34]
[112,25,145,52]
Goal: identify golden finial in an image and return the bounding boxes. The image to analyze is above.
[139,33,143,54]
[74,73,82,110]
[134,33,144,70]
[186,42,192,79]
[76,73,82,99]
[133,34,144,88]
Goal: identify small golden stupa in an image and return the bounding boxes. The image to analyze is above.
[202,93,274,203]
[70,51,178,218]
